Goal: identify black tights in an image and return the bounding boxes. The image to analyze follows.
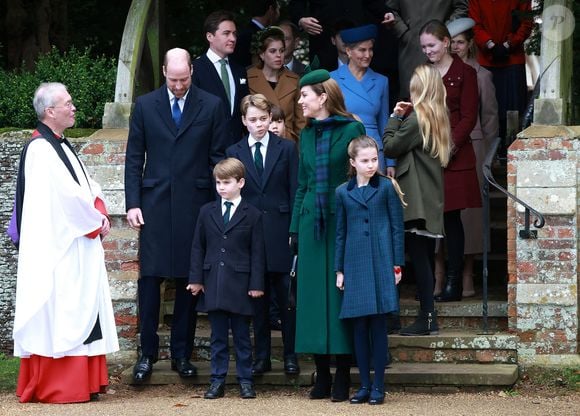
[444,209,464,275]
[406,233,435,312]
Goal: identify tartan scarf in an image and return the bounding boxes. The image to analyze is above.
[312,117,339,240]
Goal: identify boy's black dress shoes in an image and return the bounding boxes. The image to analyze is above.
[132,355,154,383]
[284,356,300,375]
[251,359,272,375]
[171,358,197,378]
[239,382,257,399]
[204,382,225,399]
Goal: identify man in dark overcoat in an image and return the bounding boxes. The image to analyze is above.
[125,47,228,382]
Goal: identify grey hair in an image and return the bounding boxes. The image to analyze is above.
[33,82,68,120]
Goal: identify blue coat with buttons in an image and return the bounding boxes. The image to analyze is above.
[189,199,265,316]
[330,64,394,167]
[335,174,405,319]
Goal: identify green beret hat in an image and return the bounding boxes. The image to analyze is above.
[299,69,331,88]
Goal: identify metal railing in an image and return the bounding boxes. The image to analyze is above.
[480,136,545,333]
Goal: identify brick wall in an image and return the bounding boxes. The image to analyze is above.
[0,129,137,366]
[507,125,580,365]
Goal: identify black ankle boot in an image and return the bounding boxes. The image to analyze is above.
[435,272,462,302]
[310,370,331,399]
[399,311,439,336]
[331,366,351,402]
[310,355,332,399]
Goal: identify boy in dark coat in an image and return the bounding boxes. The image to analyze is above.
[187,158,265,400]
[226,94,299,376]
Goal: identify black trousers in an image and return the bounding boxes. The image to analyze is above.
[253,271,296,360]
[138,276,197,359]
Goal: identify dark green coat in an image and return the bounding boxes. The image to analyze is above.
[289,116,365,354]
[382,113,445,235]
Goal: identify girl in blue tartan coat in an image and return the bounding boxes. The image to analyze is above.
[335,136,405,405]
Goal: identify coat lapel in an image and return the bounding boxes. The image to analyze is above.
[210,201,226,230]
[224,201,247,232]
[155,88,178,137]
[177,86,204,138]
[337,65,375,106]
[346,175,379,206]
[236,138,262,187]
[262,134,282,187]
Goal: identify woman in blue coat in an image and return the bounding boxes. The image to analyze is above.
[330,24,394,173]
[335,136,405,405]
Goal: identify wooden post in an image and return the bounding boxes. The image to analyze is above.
[102,0,160,128]
[534,0,574,125]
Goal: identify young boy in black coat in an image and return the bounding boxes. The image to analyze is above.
[226,94,299,376]
[187,158,265,399]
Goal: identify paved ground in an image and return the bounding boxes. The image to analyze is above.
[0,382,578,416]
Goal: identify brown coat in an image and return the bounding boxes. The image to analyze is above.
[247,66,306,142]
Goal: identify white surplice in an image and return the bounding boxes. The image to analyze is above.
[13,138,119,358]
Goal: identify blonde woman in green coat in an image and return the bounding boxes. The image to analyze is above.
[289,69,365,402]
[383,64,451,335]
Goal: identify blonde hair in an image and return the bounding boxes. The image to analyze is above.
[213,158,246,181]
[240,94,272,116]
[347,135,407,207]
[409,65,451,167]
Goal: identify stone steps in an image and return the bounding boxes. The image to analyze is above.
[120,359,518,389]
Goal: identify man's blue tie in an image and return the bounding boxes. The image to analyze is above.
[172,97,182,129]
[223,201,233,225]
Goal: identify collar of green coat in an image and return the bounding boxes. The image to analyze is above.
[309,115,358,127]
[346,173,380,191]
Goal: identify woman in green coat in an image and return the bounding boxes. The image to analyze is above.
[289,69,365,402]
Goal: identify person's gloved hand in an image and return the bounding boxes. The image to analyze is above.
[289,233,298,255]
[491,43,509,63]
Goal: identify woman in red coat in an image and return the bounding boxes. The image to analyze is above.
[469,0,532,142]
[419,19,481,301]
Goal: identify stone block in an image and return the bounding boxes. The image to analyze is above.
[516,187,576,214]
[516,160,575,187]
[516,284,577,305]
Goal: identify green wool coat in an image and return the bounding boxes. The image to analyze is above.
[382,113,445,235]
[289,116,365,354]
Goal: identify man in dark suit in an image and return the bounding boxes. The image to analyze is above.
[232,1,281,69]
[279,20,306,76]
[125,47,228,383]
[192,10,250,146]
[225,94,299,376]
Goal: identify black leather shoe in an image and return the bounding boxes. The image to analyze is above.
[132,355,154,383]
[349,386,370,404]
[284,356,300,375]
[171,358,197,378]
[252,359,272,375]
[204,382,225,399]
[239,382,256,399]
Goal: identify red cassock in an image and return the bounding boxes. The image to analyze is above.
[17,355,108,403]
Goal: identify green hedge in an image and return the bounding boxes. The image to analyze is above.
[0,47,116,129]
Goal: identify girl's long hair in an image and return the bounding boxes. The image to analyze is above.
[409,64,451,167]
[347,135,407,207]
